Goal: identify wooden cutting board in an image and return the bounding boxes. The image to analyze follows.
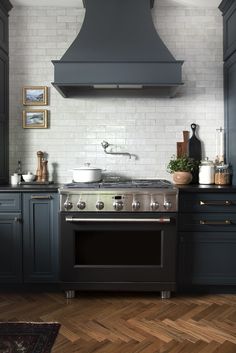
[177,131,189,157]
[187,123,202,161]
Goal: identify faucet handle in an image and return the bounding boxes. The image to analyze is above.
[101,141,109,149]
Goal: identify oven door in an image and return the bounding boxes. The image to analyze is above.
[60,212,177,291]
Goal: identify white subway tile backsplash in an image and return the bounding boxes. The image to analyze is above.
[9,2,224,183]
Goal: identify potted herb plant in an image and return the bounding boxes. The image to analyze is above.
[167,155,197,184]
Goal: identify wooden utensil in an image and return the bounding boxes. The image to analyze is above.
[188,123,202,161]
[177,131,189,157]
[36,151,44,182]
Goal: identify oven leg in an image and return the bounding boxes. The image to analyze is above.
[161,291,171,299]
[65,290,75,299]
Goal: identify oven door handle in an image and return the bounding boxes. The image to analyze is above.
[65,217,172,223]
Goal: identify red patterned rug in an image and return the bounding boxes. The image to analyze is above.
[0,322,60,353]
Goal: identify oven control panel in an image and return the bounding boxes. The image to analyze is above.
[60,190,178,212]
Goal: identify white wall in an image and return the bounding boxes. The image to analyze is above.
[9,0,224,183]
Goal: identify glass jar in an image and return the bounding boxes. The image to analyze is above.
[199,158,215,185]
[214,164,230,185]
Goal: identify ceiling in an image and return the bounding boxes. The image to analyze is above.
[10,0,221,7]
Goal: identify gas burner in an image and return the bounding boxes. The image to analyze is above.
[65,182,100,188]
[64,179,173,189]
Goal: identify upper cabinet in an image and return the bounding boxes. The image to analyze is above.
[0,7,8,53]
[0,0,12,185]
[219,0,236,185]
[220,0,236,60]
[0,0,12,53]
[0,0,12,54]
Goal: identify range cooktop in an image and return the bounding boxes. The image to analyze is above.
[64,179,173,189]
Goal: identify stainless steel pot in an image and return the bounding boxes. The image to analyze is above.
[71,163,102,182]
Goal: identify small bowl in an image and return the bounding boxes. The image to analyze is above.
[22,173,35,182]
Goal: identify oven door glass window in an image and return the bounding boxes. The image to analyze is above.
[74,229,163,266]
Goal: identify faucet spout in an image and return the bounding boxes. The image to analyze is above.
[101,141,136,160]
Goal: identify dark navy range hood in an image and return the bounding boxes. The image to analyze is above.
[52,0,184,97]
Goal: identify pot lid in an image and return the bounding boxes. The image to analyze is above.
[74,163,102,171]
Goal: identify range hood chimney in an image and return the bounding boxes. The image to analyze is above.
[52,0,184,97]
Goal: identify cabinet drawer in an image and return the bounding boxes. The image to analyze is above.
[179,213,236,231]
[179,193,236,213]
[0,193,21,212]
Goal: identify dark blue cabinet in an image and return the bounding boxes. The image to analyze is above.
[0,213,22,283]
[225,51,236,185]
[0,0,12,184]
[23,193,59,283]
[0,193,22,283]
[178,191,236,289]
[219,0,236,185]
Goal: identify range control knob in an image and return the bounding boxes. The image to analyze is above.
[96,201,104,210]
[77,201,86,210]
[132,201,140,211]
[113,201,124,211]
[64,199,73,211]
[151,201,159,211]
[164,201,172,210]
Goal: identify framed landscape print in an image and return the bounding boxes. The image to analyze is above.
[23,86,48,106]
[22,110,48,129]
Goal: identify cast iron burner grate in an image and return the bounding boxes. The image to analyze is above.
[64,179,173,189]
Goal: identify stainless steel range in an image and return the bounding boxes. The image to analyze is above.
[59,179,178,299]
[60,179,178,213]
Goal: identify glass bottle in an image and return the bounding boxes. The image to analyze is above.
[15,160,23,182]
[215,127,225,164]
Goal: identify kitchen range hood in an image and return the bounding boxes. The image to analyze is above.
[52,0,184,97]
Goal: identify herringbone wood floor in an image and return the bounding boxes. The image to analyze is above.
[0,292,236,352]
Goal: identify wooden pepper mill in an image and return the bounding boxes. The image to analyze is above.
[41,159,48,182]
[36,151,44,182]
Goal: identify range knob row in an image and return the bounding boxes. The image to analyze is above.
[64,199,172,211]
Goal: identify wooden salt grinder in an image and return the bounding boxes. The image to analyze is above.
[41,159,48,182]
[36,151,44,182]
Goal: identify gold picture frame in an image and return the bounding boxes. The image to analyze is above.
[22,110,48,129]
[22,86,48,106]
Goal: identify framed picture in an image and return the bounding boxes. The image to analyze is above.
[22,110,48,129]
[22,86,48,106]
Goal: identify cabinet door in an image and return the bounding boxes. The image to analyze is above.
[225,51,236,185]
[179,231,236,287]
[23,193,59,283]
[0,49,8,184]
[0,7,8,53]
[0,213,22,283]
[223,0,236,60]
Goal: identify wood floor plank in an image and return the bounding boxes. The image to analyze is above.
[0,292,236,353]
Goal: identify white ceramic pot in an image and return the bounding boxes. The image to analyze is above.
[71,163,103,183]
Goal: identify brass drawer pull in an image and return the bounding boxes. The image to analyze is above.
[31,195,52,200]
[199,200,233,206]
[200,220,232,225]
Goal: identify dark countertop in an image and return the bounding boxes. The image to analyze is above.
[1,183,236,193]
[178,184,236,192]
[0,183,60,192]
